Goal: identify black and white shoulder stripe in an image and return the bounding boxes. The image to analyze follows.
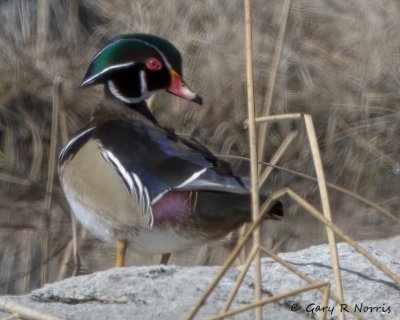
[99,147,154,229]
[59,127,96,164]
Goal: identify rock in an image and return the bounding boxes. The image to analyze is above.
[253,243,399,320]
[0,243,398,319]
[362,235,400,260]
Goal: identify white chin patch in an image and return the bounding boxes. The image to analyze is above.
[107,80,150,104]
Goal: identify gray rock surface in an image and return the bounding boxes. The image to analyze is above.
[0,243,399,320]
[363,235,400,260]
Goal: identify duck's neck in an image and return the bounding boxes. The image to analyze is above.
[127,100,159,125]
[104,87,159,125]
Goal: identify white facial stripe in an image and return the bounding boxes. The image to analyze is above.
[59,127,96,162]
[86,37,177,90]
[88,38,180,106]
[139,40,172,70]
[139,70,148,97]
[107,80,150,104]
[175,168,207,189]
[94,37,173,70]
[82,62,136,87]
[107,80,129,103]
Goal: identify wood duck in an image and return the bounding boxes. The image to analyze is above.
[59,34,283,268]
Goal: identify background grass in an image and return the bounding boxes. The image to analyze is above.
[0,0,399,294]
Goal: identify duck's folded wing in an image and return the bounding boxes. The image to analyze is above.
[92,119,250,203]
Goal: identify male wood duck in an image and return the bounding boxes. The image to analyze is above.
[59,33,283,268]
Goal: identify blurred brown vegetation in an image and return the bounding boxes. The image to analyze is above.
[0,0,398,294]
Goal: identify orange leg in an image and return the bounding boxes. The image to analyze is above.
[116,239,127,268]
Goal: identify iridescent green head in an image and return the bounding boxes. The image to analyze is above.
[81,33,202,106]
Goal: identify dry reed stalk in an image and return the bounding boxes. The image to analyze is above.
[257,246,364,319]
[36,0,50,53]
[354,135,397,166]
[0,106,43,186]
[209,282,330,320]
[221,245,259,313]
[257,0,291,163]
[187,191,285,320]
[190,186,387,319]
[41,80,61,285]
[319,283,331,320]
[219,154,399,224]
[303,114,344,319]
[243,0,262,318]
[0,298,61,320]
[44,80,62,211]
[238,130,297,264]
[23,230,33,293]
[248,113,303,125]
[58,89,69,147]
[223,245,350,320]
[361,93,370,141]
[58,215,83,278]
[259,130,298,187]
[55,80,86,278]
[55,79,81,280]
[67,0,79,43]
[260,247,364,319]
[24,114,43,182]
[254,112,345,317]
[265,162,399,224]
[0,173,31,186]
[57,238,74,280]
[279,188,400,284]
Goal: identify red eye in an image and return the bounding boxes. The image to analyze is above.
[145,58,162,71]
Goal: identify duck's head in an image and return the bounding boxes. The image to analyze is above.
[80,33,202,116]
